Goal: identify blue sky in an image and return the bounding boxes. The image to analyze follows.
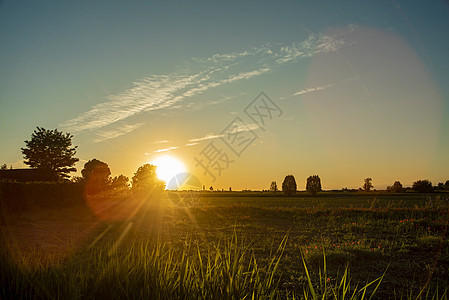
[1,0,449,190]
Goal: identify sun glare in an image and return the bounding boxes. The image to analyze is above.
[150,156,187,184]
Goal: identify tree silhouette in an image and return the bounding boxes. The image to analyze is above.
[270,181,277,195]
[282,175,297,196]
[387,181,403,193]
[21,127,79,180]
[306,175,322,196]
[111,175,130,191]
[0,164,7,170]
[81,159,111,194]
[363,178,373,192]
[132,164,165,191]
[412,180,433,193]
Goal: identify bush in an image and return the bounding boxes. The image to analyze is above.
[412,180,433,193]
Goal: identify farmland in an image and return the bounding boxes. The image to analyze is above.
[1,189,448,299]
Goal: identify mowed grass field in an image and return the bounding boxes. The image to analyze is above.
[1,190,448,299]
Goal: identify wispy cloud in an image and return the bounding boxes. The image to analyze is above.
[61,66,269,134]
[230,122,261,133]
[153,140,170,144]
[93,122,144,143]
[61,27,351,138]
[223,67,270,83]
[154,146,179,153]
[189,133,224,143]
[293,77,357,96]
[203,44,274,64]
[275,33,345,64]
[293,83,335,96]
[185,92,247,110]
[146,142,197,156]
[187,122,261,150]
[61,74,205,132]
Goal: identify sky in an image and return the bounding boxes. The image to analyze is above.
[1,0,449,190]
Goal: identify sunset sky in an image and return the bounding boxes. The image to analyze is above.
[1,1,448,190]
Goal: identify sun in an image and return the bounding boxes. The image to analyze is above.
[150,156,187,184]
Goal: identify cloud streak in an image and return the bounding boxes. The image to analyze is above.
[61,27,351,138]
[293,76,358,96]
[153,140,170,144]
[154,146,179,153]
[93,122,144,143]
[293,83,335,96]
[189,133,224,143]
[185,142,198,147]
[187,122,260,149]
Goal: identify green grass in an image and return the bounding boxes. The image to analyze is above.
[1,191,448,299]
[0,231,386,299]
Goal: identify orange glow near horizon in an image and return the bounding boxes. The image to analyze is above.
[150,156,187,185]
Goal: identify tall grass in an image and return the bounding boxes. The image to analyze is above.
[1,231,287,299]
[296,250,384,300]
[1,232,447,299]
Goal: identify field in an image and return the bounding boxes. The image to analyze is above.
[1,189,449,299]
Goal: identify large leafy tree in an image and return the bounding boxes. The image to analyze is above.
[306,175,322,196]
[81,159,111,194]
[21,127,79,180]
[132,164,165,191]
[282,175,297,196]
